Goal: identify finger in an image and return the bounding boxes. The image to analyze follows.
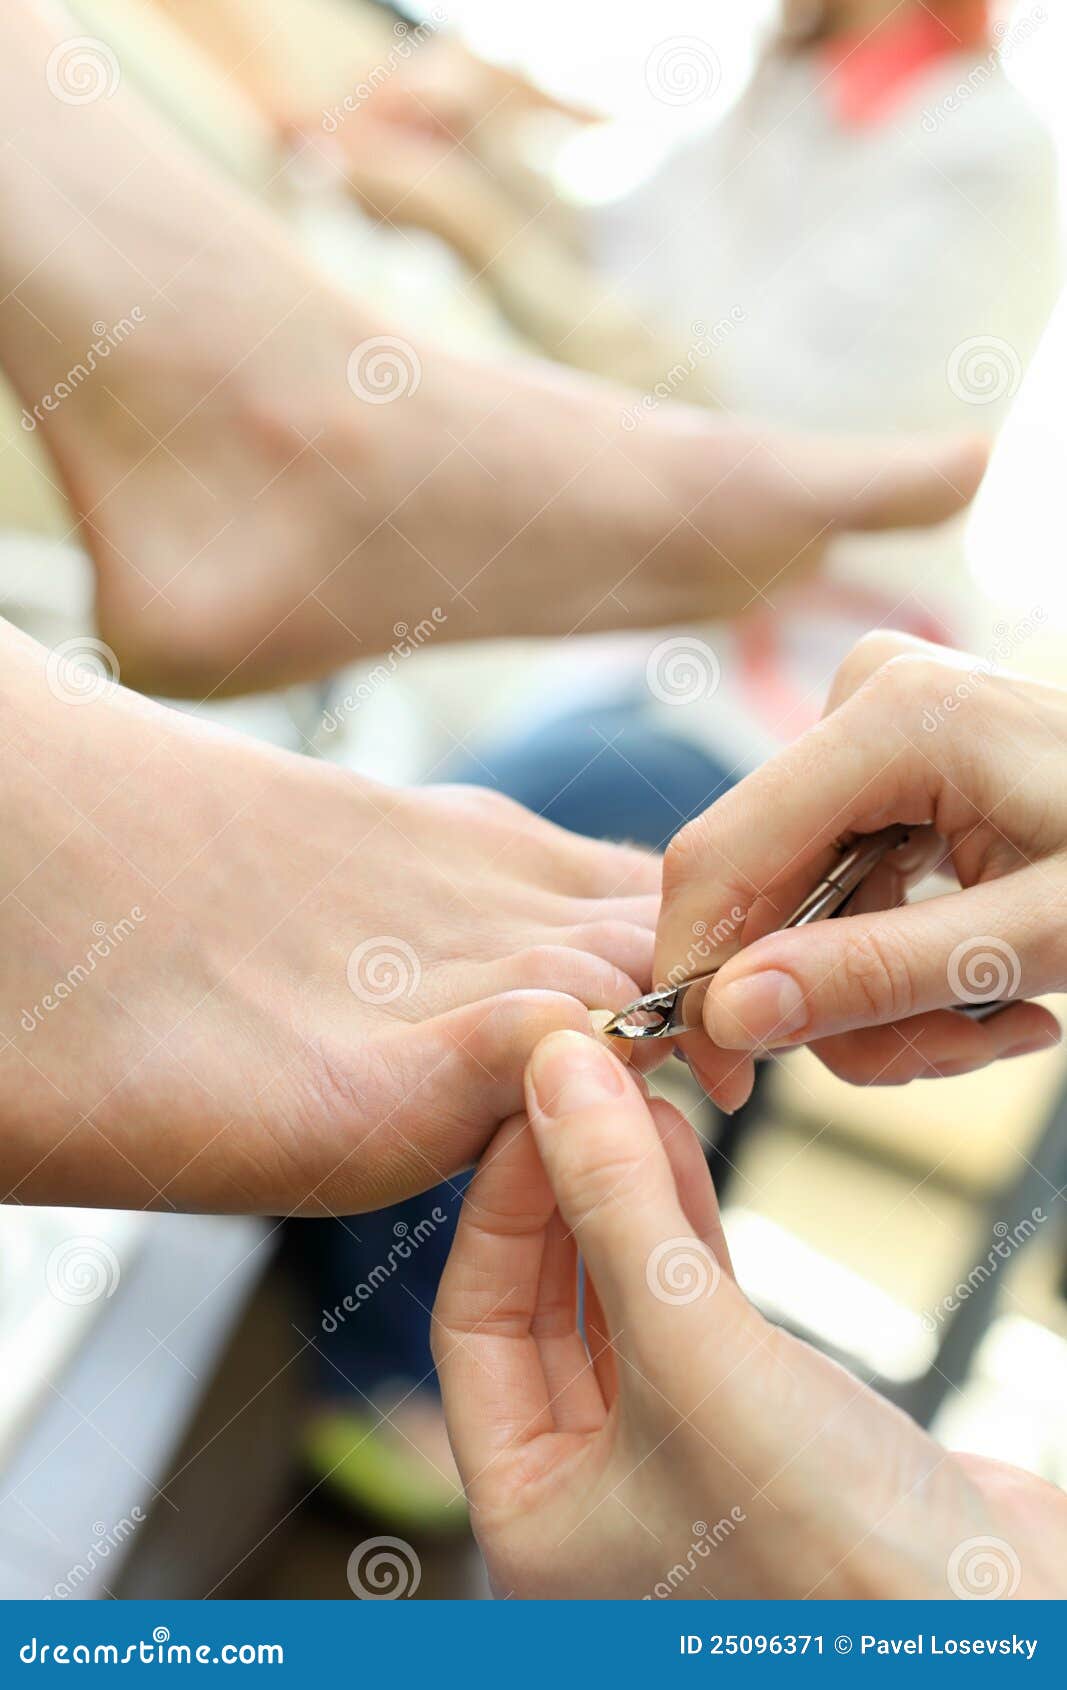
[532,1208,606,1431]
[809,1000,1062,1087]
[432,1112,558,1483]
[672,1038,756,1116]
[524,1033,754,1361]
[654,646,998,982]
[583,1272,618,1407]
[823,628,978,715]
[650,1098,736,1281]
[701,869,1060,1052]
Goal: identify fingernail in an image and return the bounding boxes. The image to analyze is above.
[708,970,807,1050]
[529,1030,627,1120]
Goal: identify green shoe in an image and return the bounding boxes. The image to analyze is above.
[304,1404,469,1536]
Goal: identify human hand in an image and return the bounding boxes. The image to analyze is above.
[348,37,595,146]
[434,1029,1067,1598]
[0,622,657,1212]
[654,631,1065,1109]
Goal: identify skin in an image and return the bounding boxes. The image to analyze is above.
[654,631,1065,1111]
[434,1028,1067,1598]
[0,617,659,1213]
[0,0,985,698]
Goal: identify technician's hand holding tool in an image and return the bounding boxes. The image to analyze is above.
[651,630,1065,1112]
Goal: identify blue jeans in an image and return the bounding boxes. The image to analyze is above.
[298,696,736,1400]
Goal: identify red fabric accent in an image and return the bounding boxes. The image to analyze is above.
[823,5,992,128]
[736,583,956,740]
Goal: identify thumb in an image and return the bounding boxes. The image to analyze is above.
[797,433,989,533]
[702,868,1060,1052]
[524,1031,754,1357]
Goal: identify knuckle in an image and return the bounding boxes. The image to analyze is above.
[560,1139,650,1226]
[830,630,914,706]
[663,819,722,896]
[868,651,952,708]
[837,927,918,1024]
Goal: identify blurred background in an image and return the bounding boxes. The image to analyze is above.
[0,0,1065,1600]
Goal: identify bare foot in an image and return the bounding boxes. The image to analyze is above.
[0,617,659,1213]
[0,3,986,698]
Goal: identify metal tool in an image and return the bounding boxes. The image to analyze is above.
[602,823,1006,1041]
